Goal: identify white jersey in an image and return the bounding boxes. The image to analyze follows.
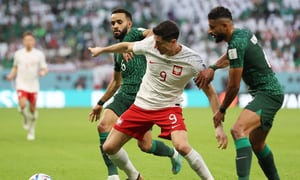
[133,36,206,110]
[13,48,47,92]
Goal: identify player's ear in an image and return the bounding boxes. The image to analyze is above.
[128,20,132,28]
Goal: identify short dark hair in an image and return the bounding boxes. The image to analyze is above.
[208,6,232,20]
[22,31,34,38]
[153,20,179,41]
[111,8,132,21]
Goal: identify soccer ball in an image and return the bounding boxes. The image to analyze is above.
[29,173,52,180]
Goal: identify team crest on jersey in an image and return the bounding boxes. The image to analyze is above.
[172,65,183,76]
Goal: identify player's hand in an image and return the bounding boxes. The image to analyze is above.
[6,74,14,81]
[122,52,134,62]
[195,68,215,89]
[39,70,46,77]
[213,111,225,128]
[89,105,103,122]
[88,47,103,57]
[215,125,228,149]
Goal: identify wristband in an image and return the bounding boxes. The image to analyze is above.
[97,100,105,106]
[209,65,218,71]
[219,107,226,114]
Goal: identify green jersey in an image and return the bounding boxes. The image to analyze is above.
[114,27,147,100]
[227,28,283,95]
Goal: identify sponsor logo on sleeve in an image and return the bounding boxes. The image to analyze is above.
[228,48,238,60]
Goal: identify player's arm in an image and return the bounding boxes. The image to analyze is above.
[6,66,17,81]
[88,42,135,57]
[202,84,228,149]
[213,67,243,127]
[89,71,121,122]
[195,53,230,88]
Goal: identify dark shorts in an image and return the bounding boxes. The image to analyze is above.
[105,93,134,117]
[245,92,284,131]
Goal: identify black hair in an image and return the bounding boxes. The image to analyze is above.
[208,6,232,20]
[153,20,179,41]
[111,8,132,21]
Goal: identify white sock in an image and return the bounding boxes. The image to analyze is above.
[20,107,28,122]
[184,149,214,180]
[108,148,139,180]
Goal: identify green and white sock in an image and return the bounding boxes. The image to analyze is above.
[234,137,252,180]
[99,132,118,176]
[255,145,280,180]
[147,140,174,157]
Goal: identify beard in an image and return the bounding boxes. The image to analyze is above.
[214,33,226,43]
[113,27,128,40]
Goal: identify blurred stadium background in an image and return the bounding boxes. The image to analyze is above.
[0,0,300,108]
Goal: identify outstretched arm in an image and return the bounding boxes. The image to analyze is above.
[88,42,135,57]
[195,53,230,88]
[202,84,228,149]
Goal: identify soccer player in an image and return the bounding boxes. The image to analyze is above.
[88,9,182,180]
[6,31,48,141]
[195,6,284,180]
[89,20,228,180]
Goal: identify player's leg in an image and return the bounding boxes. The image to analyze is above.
[97,109,120,179]
[17,90,29,130]
[27,92,38,140]
[230,109,261,180]
[171,130,213,180]
[103,128,142,180]
[250,128,280,180]
[137,130,182,174]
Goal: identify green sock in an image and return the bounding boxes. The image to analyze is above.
[234,137,252,180]
[147,140,174,157]
[255,145,280,180]
[99,132,118,176]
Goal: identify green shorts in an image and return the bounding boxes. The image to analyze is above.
[245,92,284,131]
[105,93,135,117]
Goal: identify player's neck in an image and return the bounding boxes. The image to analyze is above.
[225,28,235,42]
[167,44,182,56]
[25,47,33,52]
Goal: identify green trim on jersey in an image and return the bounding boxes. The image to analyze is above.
[113,27,147,101]
[227,28,283,95]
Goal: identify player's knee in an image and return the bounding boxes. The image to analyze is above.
[19,103,26,110]
[102,143,117,155]
[97,120,111,133]
[230,125,244,139]
[138,141,152,152]
[173,142,190,156]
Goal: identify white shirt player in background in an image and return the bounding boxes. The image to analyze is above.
[89,20,228,180]
[7,31,48,141]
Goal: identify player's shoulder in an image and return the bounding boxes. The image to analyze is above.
[123,27,145,42]
[229,28,252,48]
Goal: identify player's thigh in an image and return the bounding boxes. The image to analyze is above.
[231,109,261,139]
[98,109,119,132]
[103,128,132,154]
[17,90,27,108]
[138,130,153,152]
[28,92,37,112]
[171,130,191,155]
[249,128,270,152]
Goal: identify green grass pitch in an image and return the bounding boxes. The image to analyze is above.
[0,107,299,179]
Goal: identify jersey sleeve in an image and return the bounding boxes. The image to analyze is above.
[39,51,47,69]
[114,53,121,72]
[133,36,154,55]
[228,37,247,68]
[13,51,19,67]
